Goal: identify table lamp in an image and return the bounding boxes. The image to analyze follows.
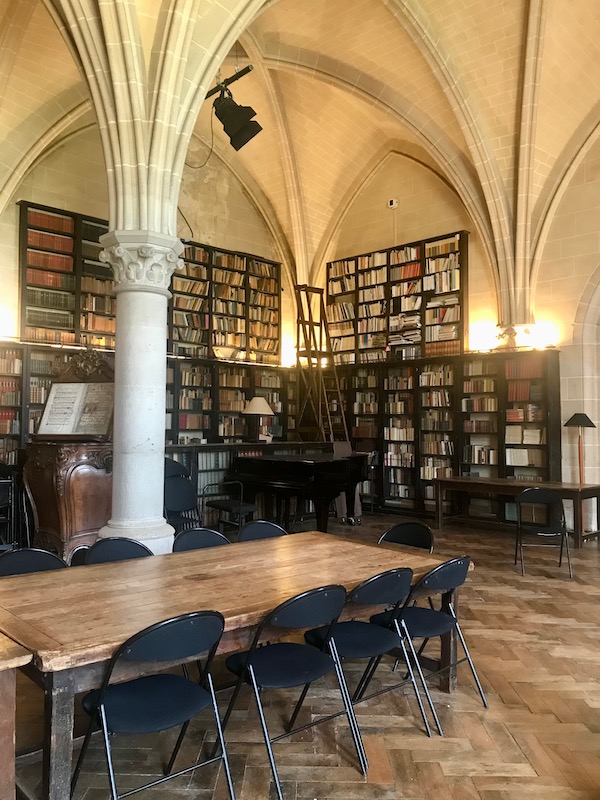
[564,413,595,483]
[242,396,275,442]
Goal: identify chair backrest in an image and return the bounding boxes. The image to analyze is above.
[239,519,287,541]
[85,537,153,564]
[349,567,414,609]
[165,456,190,478]
[173,527,230,551]
[99,611,225,694]
[516,488,565,532]
[0,547,67,576]
[68,546,90,566]
[164,474,199,513]
[378,521,434,552]
[267,584,347,630]
[407,557,470,604]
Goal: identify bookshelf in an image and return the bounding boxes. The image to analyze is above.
[20,202,111,348]
[326,230,468,364]
[318,349,561,523]
[170,244,210,359]
[21,202,282,365]
[0,346,23,465]
[382,364,416,509]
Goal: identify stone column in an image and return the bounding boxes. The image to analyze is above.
[98,231,183,553]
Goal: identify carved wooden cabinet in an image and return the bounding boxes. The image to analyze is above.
[23,442,112,560]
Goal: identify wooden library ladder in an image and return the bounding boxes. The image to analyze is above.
[294,285,350,444]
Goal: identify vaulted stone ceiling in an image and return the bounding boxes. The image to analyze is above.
[2,0,600,324]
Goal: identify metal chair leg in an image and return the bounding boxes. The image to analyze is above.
[287,682,311,732]
[449,611,488,708]
[164,720,190,775]
[400,620,444,736]
[248,665,284,800]
[328,638,369,776]
[99,706,119,800]
[211,672,245,758]
[70,715,97,797]
[564,532,573,579]
[207,673,237,800]
[396,635,432,737]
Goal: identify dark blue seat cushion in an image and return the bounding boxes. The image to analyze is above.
[82,674,211,734]
[226,642,334,689]
[305,621,401,659]
[371,607,455,639]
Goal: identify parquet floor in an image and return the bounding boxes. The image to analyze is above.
[15,514,600,800]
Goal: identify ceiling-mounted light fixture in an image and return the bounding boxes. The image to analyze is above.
[205,64,262,151]
[213,87,262,151]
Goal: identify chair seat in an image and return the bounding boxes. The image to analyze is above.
[206,499,256,515]
[305,620,401,659]
[83,674,211,734]
[226,641,334,689]
[371,607,455,639]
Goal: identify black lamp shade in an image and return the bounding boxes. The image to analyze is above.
[564,413,595,428]
[213,93,262,151]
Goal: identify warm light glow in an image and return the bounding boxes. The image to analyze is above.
[467,319,499,351]
[515,322,560,349]
[280,330,296,367]
[0,303,18,340]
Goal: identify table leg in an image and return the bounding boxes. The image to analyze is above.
[42,671,75,800]
[435,482,443,529]
[0,668,17,800]
[573,495,583,549]
[439,589,458,693]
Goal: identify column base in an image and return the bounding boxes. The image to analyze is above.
[98,519,175,554]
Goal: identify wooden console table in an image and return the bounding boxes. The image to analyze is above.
[434,476,600,548]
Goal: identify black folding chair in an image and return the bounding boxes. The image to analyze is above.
[70,611,235,800]
[164,474,202,533]
[200,480,256,537]
[369,557,487,736]
[515,488,573,578]
[164,456,190,478]
[238,519,287,541]
[296,567,433,736]
[172,527,230,551]
[218,585,368,800]
[0,547,67,576]
[85,537,153,564]
[378,521,434,552]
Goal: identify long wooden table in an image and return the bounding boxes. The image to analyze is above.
[434,475,600,548]
[0,532,454,800]
[0,634,32,800]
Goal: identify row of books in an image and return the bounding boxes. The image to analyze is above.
[29,377,52,405]
[27,208,75,234]
[424,340,462,356]
[81,275,114,294]
[461,396,499,412]
[27,252,74,274]
[390,262,421,281]
[390,246,420,264]
[463,378,496,393]
[424,235,460,257]
[80,313,116,333]
[357,267,387,287]
[81,295,115,314]
[26,288,75,310]
[174,295,209,312]
[0,408,19,435]
[0,351,22,376]
[385,399,413,414]
[249,260,277,278]
[329,275,355,295]
[27,229,74,254]
[422,269,460,293]
[463,445,498,465]
[506,380,543,402]
[248,276,277,293]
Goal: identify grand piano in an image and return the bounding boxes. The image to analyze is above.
[227,451,369,532]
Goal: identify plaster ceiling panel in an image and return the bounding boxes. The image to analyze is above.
[0,3,89,204]
[249,0,468,158]
[534,0,600,205]
[251,69,425,268]
[414,0,525,195]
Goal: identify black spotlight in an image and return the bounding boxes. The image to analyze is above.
[213,88,262,151]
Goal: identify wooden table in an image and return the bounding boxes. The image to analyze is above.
[434,475,600,548]
[0,532,452,800]
[0,634,32,800]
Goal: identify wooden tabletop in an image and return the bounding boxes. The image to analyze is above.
[0,632,31,671]
[0,532,445,673]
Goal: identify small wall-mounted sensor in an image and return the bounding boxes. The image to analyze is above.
[387,198,398,209]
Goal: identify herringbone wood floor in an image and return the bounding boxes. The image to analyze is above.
[15,514,600,799]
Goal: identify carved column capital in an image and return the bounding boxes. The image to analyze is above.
[99,230,184,296]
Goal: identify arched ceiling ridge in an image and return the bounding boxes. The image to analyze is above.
[530,109,600,288]
[311,142,498,294]
[259,43,496,282]
[239,29,304,285]
[381,0,515,317]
